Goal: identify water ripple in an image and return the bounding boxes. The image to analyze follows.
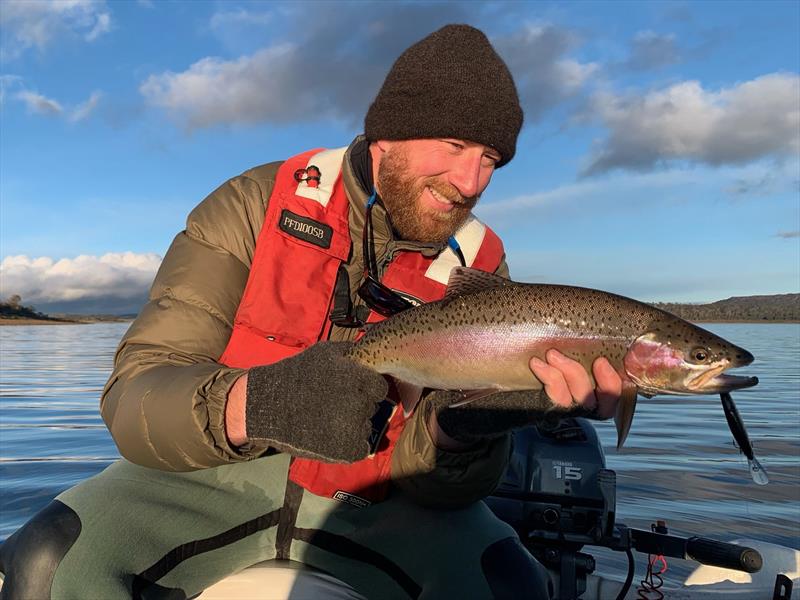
[1,321,799,554]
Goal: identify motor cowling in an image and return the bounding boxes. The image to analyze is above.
[486,418,616,546]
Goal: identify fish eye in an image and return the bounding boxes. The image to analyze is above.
[691,347,709,362]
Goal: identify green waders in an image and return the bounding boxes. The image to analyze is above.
[2,453,549,599]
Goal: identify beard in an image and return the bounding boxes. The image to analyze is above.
[376,146,478,243]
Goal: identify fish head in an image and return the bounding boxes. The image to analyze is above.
[622,323,758,396]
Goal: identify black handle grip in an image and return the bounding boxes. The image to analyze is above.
[686,537,763,573]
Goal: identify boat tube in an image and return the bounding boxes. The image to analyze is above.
[199,419,798,599]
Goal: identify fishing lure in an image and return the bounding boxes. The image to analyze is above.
[720,392,769,485]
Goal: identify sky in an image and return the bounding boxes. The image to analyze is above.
[1,0,798,314]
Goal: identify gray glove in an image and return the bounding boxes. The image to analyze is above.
[426,388,585,443]
[245,341,388,463]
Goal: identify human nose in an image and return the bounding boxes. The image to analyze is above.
[447,150,484,198]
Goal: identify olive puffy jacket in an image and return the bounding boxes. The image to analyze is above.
[100,138,512,508]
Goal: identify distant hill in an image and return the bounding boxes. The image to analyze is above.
[30,295,148,316]
[652,294,800,322]
[0,297,133,324]
[50,313,136,323]
[0,297,70,322]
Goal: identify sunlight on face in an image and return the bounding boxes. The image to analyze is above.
[376,140,498,243]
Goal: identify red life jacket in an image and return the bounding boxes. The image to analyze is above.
[219,147,505,504]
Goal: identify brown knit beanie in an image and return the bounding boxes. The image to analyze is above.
[365,24,523,167]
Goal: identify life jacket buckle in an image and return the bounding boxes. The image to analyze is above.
[293,165,321,188]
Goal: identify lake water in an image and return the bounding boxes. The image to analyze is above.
[1,322,798,579]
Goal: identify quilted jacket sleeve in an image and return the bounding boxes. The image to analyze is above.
[100,166,280,470]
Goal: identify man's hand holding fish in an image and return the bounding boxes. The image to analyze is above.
[427,350,622,451]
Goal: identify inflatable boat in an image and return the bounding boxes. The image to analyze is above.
[198,418,798,599]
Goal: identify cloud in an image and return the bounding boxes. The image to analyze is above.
[582,73,800,175]
[140,45,309,128]
[0,0,112,59]
[0,253,161,308]
[623,31,680,71]
[205,7,275,53]
[726,172,777,197]
[139,3,469,128]
[85,10,111,42]
[139,3,471,128]
[209,7,272,32]
[493,23,597,122]
[69,91,102,122]
[140,6,591,129]
[775,231,800,239]
[16,90,63,115]
[476,168,700,224]
[13,87,101,121]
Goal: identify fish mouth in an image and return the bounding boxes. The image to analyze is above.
[686,361,759,393]
[705,373,759,392]
[688,367,759,393]
[688,364,726,390]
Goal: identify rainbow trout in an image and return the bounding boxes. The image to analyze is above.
[348,267,759,450]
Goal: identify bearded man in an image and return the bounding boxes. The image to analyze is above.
[0,24,621,600]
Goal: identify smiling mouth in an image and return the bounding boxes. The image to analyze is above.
[428,186,461,207]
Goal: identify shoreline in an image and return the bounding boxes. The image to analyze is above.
[0,318,133,326]
[0,318,81,326]
[691,319,800,324]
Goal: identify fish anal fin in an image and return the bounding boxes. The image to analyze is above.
[614,386,639,450]
[393,380,424,417]
[443,267,508,303]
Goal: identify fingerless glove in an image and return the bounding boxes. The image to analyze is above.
[245,341,389,463]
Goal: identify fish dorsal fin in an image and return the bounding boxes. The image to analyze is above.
[444,266,508,302]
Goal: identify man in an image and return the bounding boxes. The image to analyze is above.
[0,24,621,599]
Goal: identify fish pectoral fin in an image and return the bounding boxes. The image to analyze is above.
[447,388,499,408]
[614,386,639,450]
[394,380,424,417]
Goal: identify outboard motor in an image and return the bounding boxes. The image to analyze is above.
[486,418,617,599]
[488,417,616,542]
[487,418,767,600]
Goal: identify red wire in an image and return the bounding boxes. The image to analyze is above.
[636,554,667,599]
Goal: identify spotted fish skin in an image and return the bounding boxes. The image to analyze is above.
[347,267,758,447]
[349,268,754,395]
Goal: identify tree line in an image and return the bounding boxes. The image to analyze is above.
[0,295,64,321]
[652,294,800,322]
